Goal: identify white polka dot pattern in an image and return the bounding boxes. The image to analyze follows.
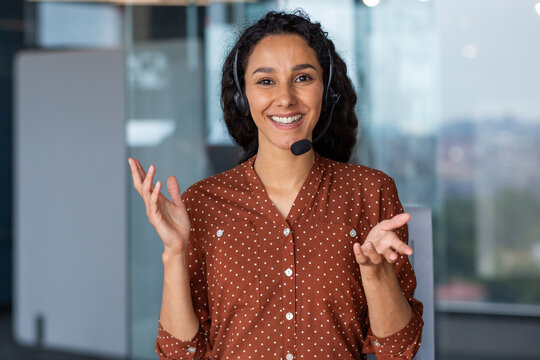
[155,153,423,360]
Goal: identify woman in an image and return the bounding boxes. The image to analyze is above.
[128,10,423,360]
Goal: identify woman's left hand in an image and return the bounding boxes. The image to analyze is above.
[353,213,413,270]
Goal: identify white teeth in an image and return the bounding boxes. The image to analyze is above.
[270,114,302,124]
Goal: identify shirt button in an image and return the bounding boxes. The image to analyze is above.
[284,268,293,277]
[373,340,381,347]
[286,353,294,360]
[285,312,294,320]
[187,346,196,353]
[216,229,224,237]
[349,229,357,237]
[283,228,290,236]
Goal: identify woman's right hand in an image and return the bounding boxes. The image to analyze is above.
[128,158,191,255]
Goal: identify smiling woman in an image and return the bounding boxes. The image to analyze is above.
[222,10,357,164]
[244,34,324,154]
[128,9,423,360]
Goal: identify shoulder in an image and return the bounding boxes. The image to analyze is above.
[321,155,396,189]
[181,160,250,205]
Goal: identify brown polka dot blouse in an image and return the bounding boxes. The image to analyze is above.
[156,152,423,359]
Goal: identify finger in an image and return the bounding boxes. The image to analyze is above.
[362,241,383,265]
[142,164,156,208]
[378,212,410,232]
[353,242,369,265]
[137,161,158,202]
[372,233,413,258]
[128,158,143,191]
[383,249,399,263]
[149,180,162,216]
[167,176,183,207]
[389,237,413,256]
[133,159,153,189]
[135,159,145,177]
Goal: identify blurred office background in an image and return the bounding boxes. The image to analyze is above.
[1,0,540,359]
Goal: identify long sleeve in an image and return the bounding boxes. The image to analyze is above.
[362,177,424,359]
[155,195,212,359]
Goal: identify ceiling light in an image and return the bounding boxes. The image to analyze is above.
[362,0,380,8]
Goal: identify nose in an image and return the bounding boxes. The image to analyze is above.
[275,83,296,107]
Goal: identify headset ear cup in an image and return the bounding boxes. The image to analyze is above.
[329,89,340,105]
[234,91,243,111]
[233,49,250,117]
[323,88,340,111]
[234,91,249,116]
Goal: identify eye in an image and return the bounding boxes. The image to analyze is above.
[295,74,313,83]
[256,78,274,86]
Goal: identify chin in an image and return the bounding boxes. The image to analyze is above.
[261,130,313,152]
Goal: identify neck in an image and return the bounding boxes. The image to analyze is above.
[253,145,315,191]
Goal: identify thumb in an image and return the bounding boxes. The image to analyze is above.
[379,212,410,231]
[167,176,183,207]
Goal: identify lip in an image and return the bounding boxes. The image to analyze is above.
[266,113,305,130]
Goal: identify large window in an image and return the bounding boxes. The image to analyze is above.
[353,0,540,308]
[433,1,540,309]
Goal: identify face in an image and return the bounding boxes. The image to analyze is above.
[244,33,325,154]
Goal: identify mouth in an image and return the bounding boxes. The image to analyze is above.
[269,114,303,125]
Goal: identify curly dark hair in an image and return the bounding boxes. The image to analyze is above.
[221,9,358,163]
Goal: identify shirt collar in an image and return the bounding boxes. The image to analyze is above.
[243,152,325,227]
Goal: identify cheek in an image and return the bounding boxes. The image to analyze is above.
[305,84,324,105]
[246,89,271,112]
[304,89,324,114]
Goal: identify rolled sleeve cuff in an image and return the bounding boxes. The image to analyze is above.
[155,321,208,359]
[363,312,423,359]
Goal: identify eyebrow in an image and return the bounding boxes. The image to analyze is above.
[251,63,317,75]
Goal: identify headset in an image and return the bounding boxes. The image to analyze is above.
[232,41,341,155]
[233,49,250,117]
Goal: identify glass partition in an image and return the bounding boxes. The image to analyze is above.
[125,4,205,358]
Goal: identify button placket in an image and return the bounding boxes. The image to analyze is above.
[280,224,296,359]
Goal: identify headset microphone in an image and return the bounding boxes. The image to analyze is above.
[289,91,340,156]
[290,139,312,156]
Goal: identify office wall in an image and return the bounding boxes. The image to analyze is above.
[14,49,127,357]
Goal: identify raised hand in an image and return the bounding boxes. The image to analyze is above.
[353,213,413,268]
[128,158,191,255]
